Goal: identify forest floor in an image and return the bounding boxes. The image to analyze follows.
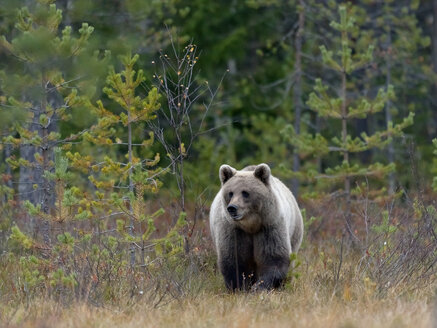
[2,292,433,328]
[2,245,436,328]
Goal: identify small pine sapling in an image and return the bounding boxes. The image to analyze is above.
[282,5,414,243]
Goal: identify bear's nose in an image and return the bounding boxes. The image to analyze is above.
[227,204,238,216]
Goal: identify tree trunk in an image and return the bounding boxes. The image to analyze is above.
[3,144,13,198]
[341,68,353,240]
[432,0,437,138]
[128,112,136,268]
[40,73,55,247]
[19,109,41,238]
[315,114,322,174]
[19,76,60,244]
[385,14,395,195]
[291,0,305,197]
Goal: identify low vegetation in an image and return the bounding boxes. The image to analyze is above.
[1,248,435,328]
[1,194,437,327]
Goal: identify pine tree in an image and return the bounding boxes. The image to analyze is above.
[282,4,414,241]
[365,0,431,193]
[68,53,164,268]
[7,53,176,300]
[239,0,334,193]
[0,0,95,245]
[98,53,161,267]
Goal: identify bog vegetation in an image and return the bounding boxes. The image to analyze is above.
[0,1,437,327]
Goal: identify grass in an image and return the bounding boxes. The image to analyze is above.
[1,244,436,328]
[2,193,437,327]
[2,288,433,328]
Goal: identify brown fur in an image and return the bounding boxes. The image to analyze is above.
[210,163,303,290]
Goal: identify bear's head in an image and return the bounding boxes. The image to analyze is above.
[218,163,273,233]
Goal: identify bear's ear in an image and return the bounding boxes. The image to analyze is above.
[219,165,237,185]
[254,163,271,185]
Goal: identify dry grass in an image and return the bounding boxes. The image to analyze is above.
[2,244,436,328]
[3,195,437,328]
[2,290,434,328]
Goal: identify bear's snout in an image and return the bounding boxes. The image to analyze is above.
[227,204,240,219]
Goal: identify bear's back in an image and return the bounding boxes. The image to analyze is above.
[269,176,303,253]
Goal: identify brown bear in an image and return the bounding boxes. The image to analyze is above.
[209,163,303,290]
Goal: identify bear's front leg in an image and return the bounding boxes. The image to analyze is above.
[218,228,256,291]
[252,256,289,290]
[253,226,290,290]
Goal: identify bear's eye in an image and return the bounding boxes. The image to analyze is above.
[242,191,249,198]
[228,192,233,198]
